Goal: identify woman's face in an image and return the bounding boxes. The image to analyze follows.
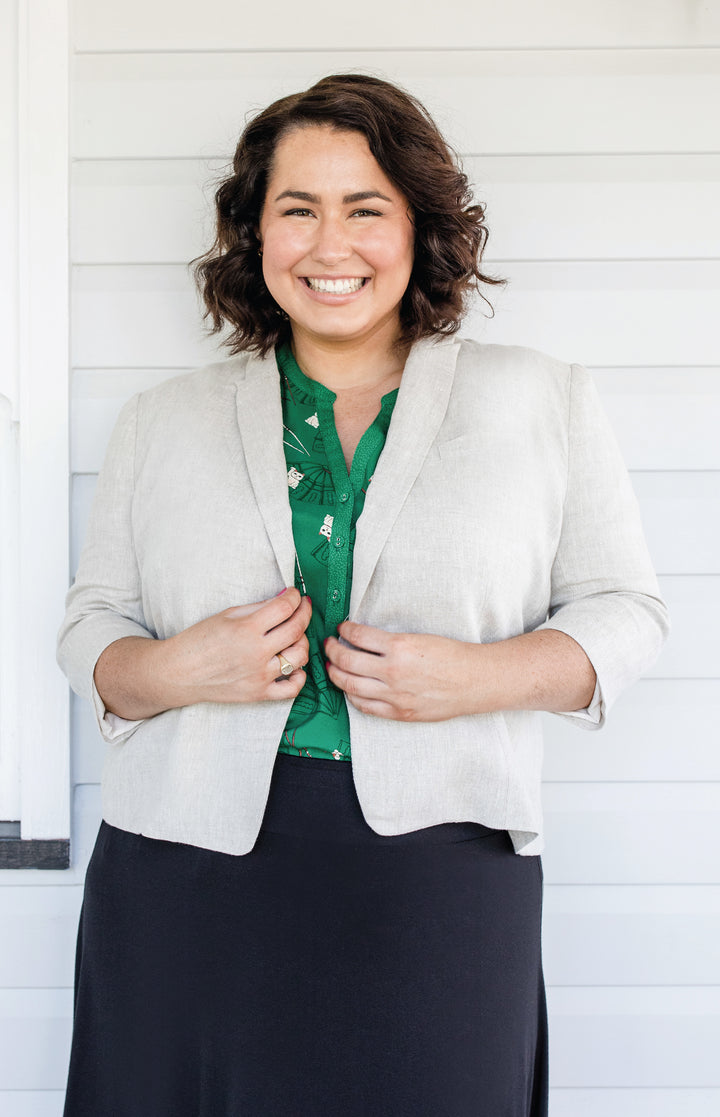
[259,126,415,351]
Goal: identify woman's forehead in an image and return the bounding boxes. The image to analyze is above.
[266,126,399,198]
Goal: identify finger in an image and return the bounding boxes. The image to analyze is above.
[264,603,312,659]
[336,619,391,655]
[326,658,387,700]
[281,633,310,670]
[265,668,307,698]
[248,588,305,633]
[325,635,385,681]
[344,692,400,720]
[223,600,271,620]
[265,592,313,638]
[269,638,309,682]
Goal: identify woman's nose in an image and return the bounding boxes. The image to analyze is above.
[311,217,351,264]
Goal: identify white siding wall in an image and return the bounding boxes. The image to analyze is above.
[2,3,719,1113]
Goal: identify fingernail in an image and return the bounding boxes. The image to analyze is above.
[305,595,312,604]
[275,588,288,596]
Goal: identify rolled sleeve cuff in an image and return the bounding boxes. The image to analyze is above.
[534,588,669,731]
[91,678,147,744]
[550,675,605,729]
[57,613,156,744]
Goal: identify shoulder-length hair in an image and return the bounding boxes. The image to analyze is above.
[193,73,503,356]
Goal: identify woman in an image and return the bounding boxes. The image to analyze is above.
[58,74,669,1116]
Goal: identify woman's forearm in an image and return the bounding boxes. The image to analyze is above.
[94,636,182,720]
[469,628,597,716]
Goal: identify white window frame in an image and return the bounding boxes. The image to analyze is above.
[0,0,70,856]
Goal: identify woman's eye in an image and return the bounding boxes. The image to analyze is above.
[284,208,314,217]
[351,209,382,218]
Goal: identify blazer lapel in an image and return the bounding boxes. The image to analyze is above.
[349,337,461,618]
[233,351,296,586]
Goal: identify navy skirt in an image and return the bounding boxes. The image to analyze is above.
[64,752,548,1116]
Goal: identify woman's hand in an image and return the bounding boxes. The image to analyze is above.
[94,589,312,720]
[163,588,312,706]
[325,620,598,722]
[324,621,475,723]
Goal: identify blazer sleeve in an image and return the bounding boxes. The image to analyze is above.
[56,393,154,744]
[534,363,670,728]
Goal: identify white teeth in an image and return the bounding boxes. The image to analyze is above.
[306,277,365,294]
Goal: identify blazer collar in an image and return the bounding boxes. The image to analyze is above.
[232,337,461,604]
[349,336,460,616]
[234,350,297,586]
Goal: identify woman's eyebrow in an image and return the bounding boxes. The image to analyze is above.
[273,189,392,204]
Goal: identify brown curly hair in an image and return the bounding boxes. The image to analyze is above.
[193,73,503,356]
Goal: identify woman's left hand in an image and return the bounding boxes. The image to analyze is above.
[325,620,478,722]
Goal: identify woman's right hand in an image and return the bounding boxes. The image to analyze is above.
[93,589,312,720]
[164,588,312,706]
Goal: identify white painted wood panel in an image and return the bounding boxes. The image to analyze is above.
[71,159,218,265]
[549,1089,720,1117]
[543,883,720,985]
[649,576,718,678]
[548,986,720,1087]
[0,887,81,988]
[70,692,104,786]
[466,261,720,368]
[592,370,720,472]
[484,178,720,261]
[632,473,720,575]
[544,912,720,987]
[71,156,720,265]
[72,1,720,51]
[72,51,720,160]
[71,267,210,368]
[543,680,720,781]
[0,1093,65,1117]
[543,782,720,884]
[70,262,720,370]
[0,989,72,1090]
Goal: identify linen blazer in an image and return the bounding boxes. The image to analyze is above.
[57,337,669,856]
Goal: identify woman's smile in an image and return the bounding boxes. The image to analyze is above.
[302,276,368,295]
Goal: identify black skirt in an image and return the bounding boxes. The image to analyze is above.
[64,752,548,1117]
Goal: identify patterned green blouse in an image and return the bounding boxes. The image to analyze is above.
[276,344,398,761]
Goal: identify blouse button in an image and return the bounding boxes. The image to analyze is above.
[334,537,344,549]
[331,589,341,602]
[339,492,350,503]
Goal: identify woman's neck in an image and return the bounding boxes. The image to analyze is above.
[289,326,409,395]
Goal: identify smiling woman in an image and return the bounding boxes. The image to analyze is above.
[57,73,668,1117]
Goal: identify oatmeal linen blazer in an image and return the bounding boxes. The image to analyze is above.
[57,337,669,856]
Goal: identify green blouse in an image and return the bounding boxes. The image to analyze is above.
[276,344,398,761]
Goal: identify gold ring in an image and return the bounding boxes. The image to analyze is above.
[277,653,295,677]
